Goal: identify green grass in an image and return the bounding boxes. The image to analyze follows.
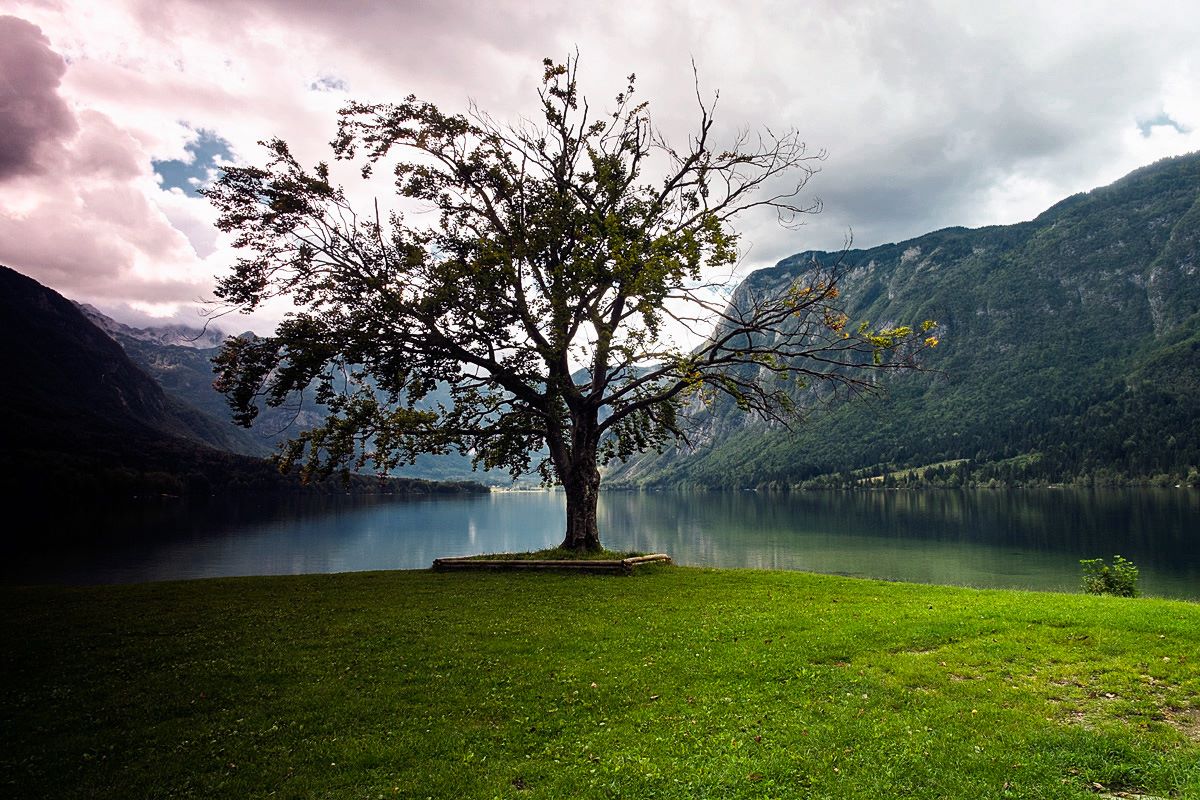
[1,568,1198,799]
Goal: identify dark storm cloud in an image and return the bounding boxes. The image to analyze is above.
[0,15,77,180]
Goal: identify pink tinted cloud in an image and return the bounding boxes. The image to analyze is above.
[0,203,197,302]
[5,0,1200,334]
[0,15,212,312]
[68,109,142,179]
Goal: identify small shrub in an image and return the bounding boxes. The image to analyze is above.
[1080,555,1140,597]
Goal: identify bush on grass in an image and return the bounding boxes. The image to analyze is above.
[1081,555,1140,597]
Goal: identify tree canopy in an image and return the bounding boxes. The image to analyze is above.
[205,56,934,550]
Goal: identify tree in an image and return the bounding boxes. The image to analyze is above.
[206,56,935,552]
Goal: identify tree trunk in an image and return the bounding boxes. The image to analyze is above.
[560,458,602,552]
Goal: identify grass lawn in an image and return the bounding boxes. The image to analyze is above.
[1,567,1198,799]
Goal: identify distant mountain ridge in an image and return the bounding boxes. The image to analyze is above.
[77,298,512,484]
[608,153,1200,488]
[75,304,231,349]
[74,304,285,459]
[0,265,274,498]
[0,266,255,454]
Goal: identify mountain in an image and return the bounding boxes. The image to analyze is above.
[0,265,264,497]
[0,266,486,500]
[608,153,1200,488]
[0,266,263,455]
[74,305,282,458]
[12,152,1196,495]
[77,302,513,485]
[75,305,228,349]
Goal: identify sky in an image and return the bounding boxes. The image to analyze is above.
[2,0,1200,335]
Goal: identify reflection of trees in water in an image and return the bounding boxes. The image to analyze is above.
[598,489,1200,572]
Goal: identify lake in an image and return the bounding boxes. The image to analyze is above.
[6,489,1199,598]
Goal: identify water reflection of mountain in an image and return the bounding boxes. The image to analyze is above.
[6,490,1197,597]
[598,489,1200,580]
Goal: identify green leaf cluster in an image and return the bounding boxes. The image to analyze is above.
[1080,556,1141,597]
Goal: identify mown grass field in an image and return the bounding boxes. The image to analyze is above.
[1,567,1197,799]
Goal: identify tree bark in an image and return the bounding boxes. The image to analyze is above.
[560,456,602,552]
[555,407,603,552]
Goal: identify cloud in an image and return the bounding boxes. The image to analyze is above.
[309,75,348,93]
[3,0,1200,334]
[0,15,77,179]
[701,1,1200,253]
[0,15,221,318]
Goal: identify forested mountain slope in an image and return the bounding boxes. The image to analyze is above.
[608,153,1200,488]
[75,306,292,459]
[0,265,286,498]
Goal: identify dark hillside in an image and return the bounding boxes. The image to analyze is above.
[0,266,486,501]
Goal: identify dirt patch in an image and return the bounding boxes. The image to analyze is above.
[1064,709,1092,729]
[1166,707,1200,741]
[1049,677,1084,688]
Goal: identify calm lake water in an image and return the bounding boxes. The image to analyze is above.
[6,489,1199,598]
